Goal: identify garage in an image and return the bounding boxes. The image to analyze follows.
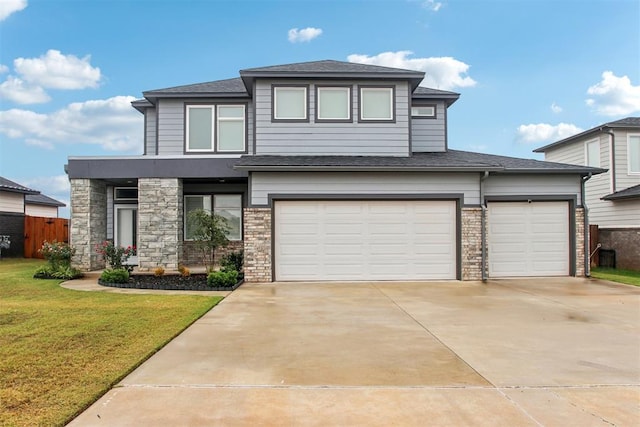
[274,200,457,281]
[488,201,570,277]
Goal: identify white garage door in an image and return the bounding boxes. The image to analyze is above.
[274,200,457,281]
[488,202,569,277]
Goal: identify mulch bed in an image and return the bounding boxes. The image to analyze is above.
[99,274,243,291]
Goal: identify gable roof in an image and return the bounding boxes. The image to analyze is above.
[601,184,640,201]
[534,117,640,153]
[25,193,66,207]
[0,177,38,194]
[235,150,604,175]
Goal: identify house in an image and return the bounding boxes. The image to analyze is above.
[66,60,603,281]
[0,177,66,257]
[534,117,640,270]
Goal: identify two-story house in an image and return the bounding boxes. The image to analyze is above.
[535,117,640,270]
[66,60,603,281]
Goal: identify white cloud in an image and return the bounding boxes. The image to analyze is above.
[516,123,583,144]
[423,0,443,11]
[0,0,27,21]
[585,71,640,116]
[0,64,8,74]
[25,138,54,150]
[14,49,101,89]
[0,95,142,152]
[0,75,50,104]
[288,27,323,43]
[20,175,70,194]
[347,51,476,91]
[550,102,562,113]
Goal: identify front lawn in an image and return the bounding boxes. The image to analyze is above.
[591,267,640,286]
[0,258,222,427]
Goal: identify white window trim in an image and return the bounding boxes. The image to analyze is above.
[585,138,600,168]
[316,86,351,121]
[114,204,138,249]
[184,194,242,241]
[411,105,436,118]
[185,105,215,152]
[359,87,394,121]
[216,105,246,153]
[273,86,307,120]
[114,187,138,201]
[628,133,640,175]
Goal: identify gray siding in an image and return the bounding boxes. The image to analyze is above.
[145,108,157,155]
[156,98,254,156]
[250,171,479,206]
[411,101,446,152]
[254,79,410,156]
[485,174,582,205]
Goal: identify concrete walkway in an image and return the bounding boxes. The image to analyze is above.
[69,278,640,426]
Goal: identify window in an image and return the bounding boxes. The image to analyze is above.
[411,105,436,118]
[273,86,307,120]
[186,104,246,153]
[359,86,394,121]
[184,194,242,241]
[316,86,351,121]
[629,135,640,174]
[186,106,214,151]
[114,187,138,200]
[217,105,245,152]
[586,139,600,168]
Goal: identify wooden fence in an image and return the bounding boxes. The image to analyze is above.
[24,216,69,258]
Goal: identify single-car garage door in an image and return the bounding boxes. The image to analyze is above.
[274,200,457,281]
[488,201,569,277]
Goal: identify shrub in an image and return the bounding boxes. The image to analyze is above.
[221,250,243,273]
[95,241,136,270]
[39,241,75,271]
[154,266,165,276]
[178,265,191,277]
[100,268,129,284]
[207,269,238,288]
[187,209,230,272]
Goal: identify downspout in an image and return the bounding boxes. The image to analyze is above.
[582,172,593,277]
[480,171,490,282]
[601,127,616,193]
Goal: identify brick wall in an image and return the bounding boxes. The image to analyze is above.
[575,208,586,277]
[182,240,243,268]
[243,208,272,282]
[598,227,640,271]
[0,213,25,257]
[461,207,483,280]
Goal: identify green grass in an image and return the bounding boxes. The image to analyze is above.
[0,258,222,427]
[591,267,640,286]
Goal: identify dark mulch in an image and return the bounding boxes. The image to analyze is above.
[99,274,243,291]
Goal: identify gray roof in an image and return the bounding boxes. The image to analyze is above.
[235,150,604,175]
[143,77,249,99]
[601,184,640,201]
[25,193,65,207]
[534,117,640,152]
[413,86,459,106]
[0,177,38,194]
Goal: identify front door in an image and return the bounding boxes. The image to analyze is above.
[115,206,137,262]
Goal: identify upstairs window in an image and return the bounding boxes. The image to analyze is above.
[273,86,308,121]
[411,105,436,118]
[359,86,394,122]
[316,86,351,121]
[186,104,246,153]
[585,139,600,168]
[629,135,640,174]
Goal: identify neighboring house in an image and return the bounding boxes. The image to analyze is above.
[535,117,640,270]
[0,177,66,257]
[66,60,603,281]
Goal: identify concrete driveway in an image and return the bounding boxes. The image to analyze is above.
[70,278,640,426]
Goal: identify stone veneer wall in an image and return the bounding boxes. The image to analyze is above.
[244,208,272,282]
[461,207,483,281]
[70,179,107,270]
[575,207,586,277]
[137,178,182,271]
[182,240,243,267]
[598,227,639,271]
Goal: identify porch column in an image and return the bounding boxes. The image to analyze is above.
[70,179,107,271]
[137,178,183,271]
[244,207,272,282]
[461,207,483,280]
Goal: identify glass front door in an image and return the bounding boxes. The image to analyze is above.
[115,206,137,249]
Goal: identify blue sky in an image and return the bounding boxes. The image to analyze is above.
[1,0,639,217]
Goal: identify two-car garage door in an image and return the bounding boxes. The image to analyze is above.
[274,200,457,281]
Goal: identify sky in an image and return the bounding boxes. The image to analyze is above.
[0,0,639,218]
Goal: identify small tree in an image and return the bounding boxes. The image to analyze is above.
[187,209,230,272]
